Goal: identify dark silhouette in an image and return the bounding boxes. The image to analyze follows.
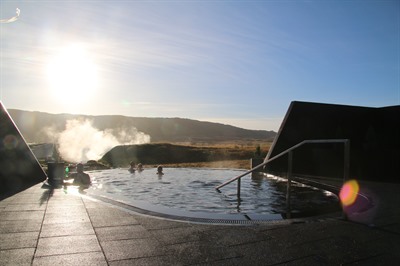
[137,163,144,172]
[68,163,91,190]
[0,102,47,200]
[156,165,164,176]
[128,161,136,173]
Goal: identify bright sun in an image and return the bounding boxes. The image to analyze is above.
[46,44,98,104]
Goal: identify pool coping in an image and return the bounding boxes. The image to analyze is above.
[86,192,343,225]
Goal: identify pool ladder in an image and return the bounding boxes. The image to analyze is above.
[215,139,350,218]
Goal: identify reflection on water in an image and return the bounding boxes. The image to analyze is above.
[86,168,340,217]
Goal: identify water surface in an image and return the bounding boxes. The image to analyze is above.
[86,168,340,218]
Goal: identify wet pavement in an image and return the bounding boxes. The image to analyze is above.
[1,179,399,265]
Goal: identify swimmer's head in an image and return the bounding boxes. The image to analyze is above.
[157,165,163,173]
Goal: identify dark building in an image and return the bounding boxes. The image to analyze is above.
[0,102,47,200]
[265,101,400,183]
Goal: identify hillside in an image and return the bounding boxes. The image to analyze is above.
[8,109,276,144]
[100,143,268,168]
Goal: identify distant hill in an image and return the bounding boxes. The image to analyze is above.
[100,143,262,167]
[8,109,276,144]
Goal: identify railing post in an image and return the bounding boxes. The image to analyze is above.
[343,139,350,183]
[237,177,241,200]
[286,150,293,219]
[342,139,350,220]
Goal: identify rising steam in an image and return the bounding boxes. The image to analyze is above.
[45,119,150,162]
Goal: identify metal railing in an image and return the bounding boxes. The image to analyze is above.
[215,139,350,201]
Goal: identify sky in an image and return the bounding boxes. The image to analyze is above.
[1,0,399,131]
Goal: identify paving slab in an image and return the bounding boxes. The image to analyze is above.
[165,241,242,265]
[0,210,45,222]
[43,212,90,225]
[86,206,140,227]
[3,203,46,212]
[40,221,95,238]
[0,231,39,250]
[199,226,271,247]
[0,219,42,234]
[101,238,165,261]
[148,225,207,245]
[32,251,108,266]
[0,248,36,266]
[35,235,102,257]
[108,255,178,266]
[45,205,87,213]
[95,224,152,242]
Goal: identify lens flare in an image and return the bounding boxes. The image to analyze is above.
[340,180,359,206]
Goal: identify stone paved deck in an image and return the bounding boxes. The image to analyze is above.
[1,180,399,265]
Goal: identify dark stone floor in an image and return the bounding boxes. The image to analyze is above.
[1,180,399,265]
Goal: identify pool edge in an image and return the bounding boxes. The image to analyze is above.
[85,193,343,226]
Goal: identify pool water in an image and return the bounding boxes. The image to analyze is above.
[86,168,340,219]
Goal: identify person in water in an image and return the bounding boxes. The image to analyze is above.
[128,161,136,173]
[156,165,164,175]
[71,163,91,188]
[137,163,144,172]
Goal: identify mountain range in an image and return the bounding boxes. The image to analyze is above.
[8,109,276,144]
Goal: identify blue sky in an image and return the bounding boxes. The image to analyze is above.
[1,0,399,131]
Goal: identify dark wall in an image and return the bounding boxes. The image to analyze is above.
[0,102,47,200]
[265,101,400,182]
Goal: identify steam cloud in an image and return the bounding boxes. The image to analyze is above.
[45,119,150,162]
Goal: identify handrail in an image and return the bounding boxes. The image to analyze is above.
[215,139,350,192]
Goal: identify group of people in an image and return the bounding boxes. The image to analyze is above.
[62,161,165,192]
[128,162,144,173]
[129,161,164,175]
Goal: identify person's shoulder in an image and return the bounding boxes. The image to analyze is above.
[68,172,77,178]
[80,173,91,184]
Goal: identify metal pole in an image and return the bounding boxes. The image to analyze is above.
[286,151,293,219]
[237,177,241,200]
[343,139,350,182]
[342,140,350,220]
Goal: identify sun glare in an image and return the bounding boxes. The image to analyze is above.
[46,44,98,104]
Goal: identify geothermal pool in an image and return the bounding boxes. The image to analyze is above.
[85,168,340,220]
